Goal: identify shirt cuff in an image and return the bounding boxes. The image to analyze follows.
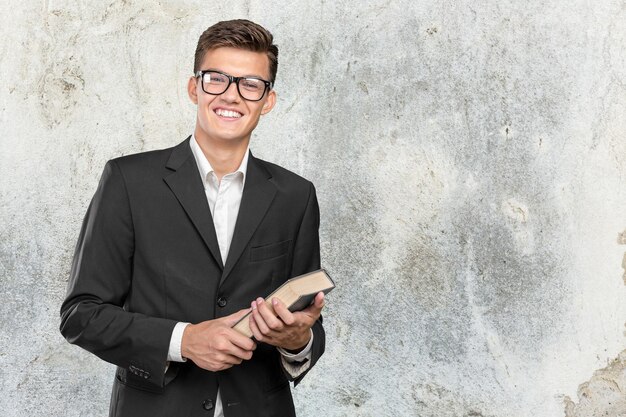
[277,329,313,363]
[278,330,314,378]
[167,322,190,362]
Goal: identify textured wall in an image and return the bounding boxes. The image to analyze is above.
[1,1,625,416]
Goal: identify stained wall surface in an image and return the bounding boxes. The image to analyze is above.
[1,1,625,416]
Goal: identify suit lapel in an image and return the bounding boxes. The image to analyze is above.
[220,153,276,285]
[163,137,224,269]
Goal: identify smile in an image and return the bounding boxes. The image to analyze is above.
[215,108,243,119]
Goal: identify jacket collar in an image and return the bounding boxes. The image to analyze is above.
[163,136,277,284]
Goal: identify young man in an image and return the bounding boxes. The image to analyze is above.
[60,20,325,417]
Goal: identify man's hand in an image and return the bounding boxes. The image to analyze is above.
[181,309,256,372]
[248,292,325,351]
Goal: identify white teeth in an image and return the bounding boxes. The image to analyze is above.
[215,109,242,118]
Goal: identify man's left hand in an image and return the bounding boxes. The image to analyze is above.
[248,292,324,351]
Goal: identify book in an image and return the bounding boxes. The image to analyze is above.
[232,269,335,338]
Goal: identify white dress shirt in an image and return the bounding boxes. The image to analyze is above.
[165,136,312,416]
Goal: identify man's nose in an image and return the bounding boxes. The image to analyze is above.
[221,81,240,102]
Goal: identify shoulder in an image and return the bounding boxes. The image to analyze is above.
[105,138,190,180]
[110,147,173,172]
[252,155,315,194]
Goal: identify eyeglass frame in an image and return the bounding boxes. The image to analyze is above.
[194,69,273,102]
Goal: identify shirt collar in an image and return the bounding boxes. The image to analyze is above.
[190,135,249,183]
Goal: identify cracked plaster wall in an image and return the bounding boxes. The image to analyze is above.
[1,1,625,416]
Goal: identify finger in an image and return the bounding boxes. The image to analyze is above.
[272,298,295,325]
[218,352,244,365]
[214,332,254,359]
[249,311,264,341]
[255,297,284,331]
[223,308,252,327]
[221,341,254,361]
[251,300,272,334]
[227,328,257,352]
[204,362,233,372]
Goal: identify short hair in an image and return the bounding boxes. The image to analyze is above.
[194,19,279,84]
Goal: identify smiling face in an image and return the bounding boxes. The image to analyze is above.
[188,47,276,149]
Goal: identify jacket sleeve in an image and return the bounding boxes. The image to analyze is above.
[60,160,177,389]
[282,181,325,386]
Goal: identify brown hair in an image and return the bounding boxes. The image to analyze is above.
[194,19,279,84]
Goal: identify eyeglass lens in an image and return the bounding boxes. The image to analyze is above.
[201,72,267,101]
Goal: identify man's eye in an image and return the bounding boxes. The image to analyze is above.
[206,74,227,83]
[242,80,262,90]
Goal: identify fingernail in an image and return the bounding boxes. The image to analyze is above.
[272,298,278,306]
[251,301,257,310]
[257,297,264,304]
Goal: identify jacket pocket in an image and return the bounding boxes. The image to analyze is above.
[115,367,165,394]
[250,240,292,262]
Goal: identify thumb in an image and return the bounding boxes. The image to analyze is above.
[304,292,325,315]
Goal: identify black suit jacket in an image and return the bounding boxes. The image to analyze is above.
[60,137,324,417]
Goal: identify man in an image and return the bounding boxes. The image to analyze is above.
[60,19,325,417]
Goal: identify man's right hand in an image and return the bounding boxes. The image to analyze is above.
[181,309,256,372]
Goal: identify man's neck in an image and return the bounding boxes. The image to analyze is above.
[194,133,249,181]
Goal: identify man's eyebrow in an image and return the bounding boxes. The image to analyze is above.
[202,68,268,79]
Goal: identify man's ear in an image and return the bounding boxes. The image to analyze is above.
[187,76,199,104]
[261,89,276,115]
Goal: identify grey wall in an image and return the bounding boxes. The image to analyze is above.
[1,1,625,416]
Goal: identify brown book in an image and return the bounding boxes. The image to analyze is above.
[232,269,335,338]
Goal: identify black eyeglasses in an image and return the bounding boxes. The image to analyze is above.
[195,70,273,102]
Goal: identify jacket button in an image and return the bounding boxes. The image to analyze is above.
[217,297,227,307]
[202,399,214,410]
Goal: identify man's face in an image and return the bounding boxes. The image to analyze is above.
[188,47,276,146]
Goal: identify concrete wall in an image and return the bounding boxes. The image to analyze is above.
[1,1,625,416]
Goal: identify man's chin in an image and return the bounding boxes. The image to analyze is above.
[202,132,251,145]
